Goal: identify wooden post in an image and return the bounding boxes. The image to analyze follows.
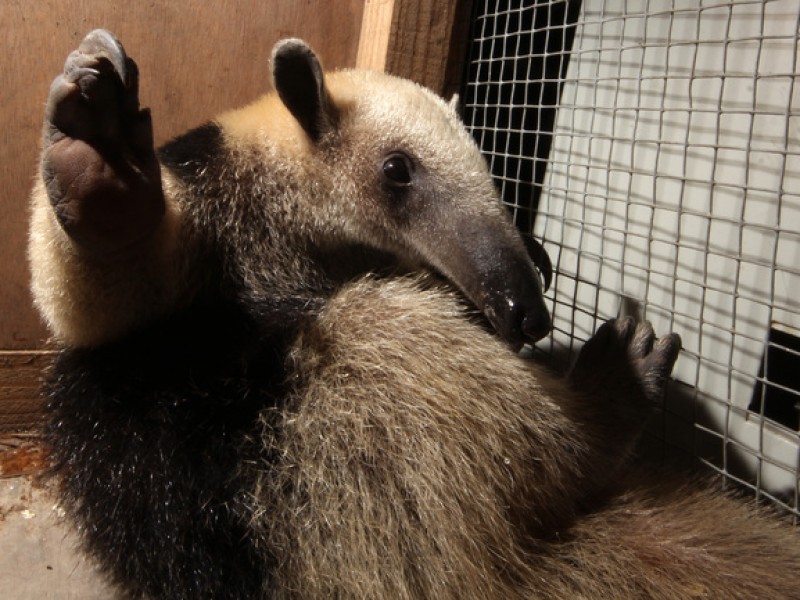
[356,0,397,73]
[357,0,473,97]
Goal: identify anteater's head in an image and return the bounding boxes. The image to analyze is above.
[259,39,552,349]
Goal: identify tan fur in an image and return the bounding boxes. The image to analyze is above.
[218,92,313,156]
[28,174,192,347]
[257,275,800,599]
[542,476,800,599]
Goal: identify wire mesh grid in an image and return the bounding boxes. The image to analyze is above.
[463,0,800,518]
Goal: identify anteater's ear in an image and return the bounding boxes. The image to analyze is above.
[271,39,337,142]
[448,93,460,112]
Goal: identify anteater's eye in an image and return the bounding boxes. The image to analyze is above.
[382,153,413,186]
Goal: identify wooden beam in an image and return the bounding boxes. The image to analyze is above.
[357,0,473,97]
[356,0,396,72]
[0,352,53,432]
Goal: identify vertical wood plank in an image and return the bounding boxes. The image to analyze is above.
[379,0,472,97]
[441,0,475,99]
[385,0,458,93]
[356,0,396,72]
[355,0,473,97]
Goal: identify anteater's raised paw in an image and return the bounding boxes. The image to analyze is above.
[41,29,164,256]
[569,316,682,407]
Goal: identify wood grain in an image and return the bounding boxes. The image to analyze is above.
[0,352,54,431]
[382,0,472,97]
[357,0,473,97]
[356,0,396,72]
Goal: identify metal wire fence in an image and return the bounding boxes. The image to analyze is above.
[463,0,800,518]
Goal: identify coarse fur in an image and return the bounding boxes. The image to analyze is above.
[29,31,799,599]
[263,277,800,600]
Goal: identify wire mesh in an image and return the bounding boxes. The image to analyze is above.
[463,0,800,518]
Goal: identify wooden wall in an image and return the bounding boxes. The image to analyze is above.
[0,0,468,429]
[357,0,473,99]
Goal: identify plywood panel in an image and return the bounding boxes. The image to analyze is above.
[356,0,396,72]
[1,0,364,351]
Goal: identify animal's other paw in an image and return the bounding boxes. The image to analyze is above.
[41,29,163,256]
[569,317,682,407]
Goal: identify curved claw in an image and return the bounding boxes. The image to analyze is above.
[74,29,128,85]
[522,236,553,292]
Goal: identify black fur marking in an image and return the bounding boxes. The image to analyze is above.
[45,296,287,599]
[157,122,343,336]
[272,40,336,142]
[158,122,225,184]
